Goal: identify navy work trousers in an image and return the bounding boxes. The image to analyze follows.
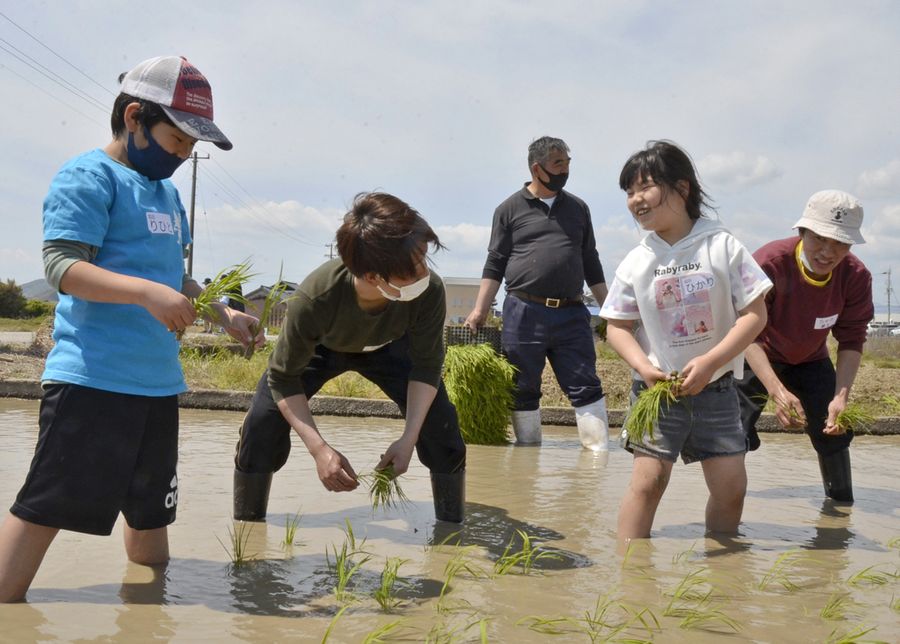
[501,294,604,411]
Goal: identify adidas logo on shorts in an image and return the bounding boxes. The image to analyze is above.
[165,474,179,509]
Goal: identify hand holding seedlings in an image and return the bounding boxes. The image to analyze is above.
[773,389,806,428]
[312,443,359,492]
[678,355,717,396]
[828,402,875,435]
[359,464,410,511]
[624,371,683,444]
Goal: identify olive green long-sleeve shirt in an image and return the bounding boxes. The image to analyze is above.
[267,259,447,402]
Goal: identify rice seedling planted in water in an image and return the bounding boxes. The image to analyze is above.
[519,591,660,642]
[493,529,561,575]
[438,546,490,612]
[425,617,490,643]
[216,521,255,565]
[836,403,876,434]
[820,592,858,621]
[624,372,682,443]
[362,619,411,643]
[359,464,410,511]
[373,557,409,612]
[824,623,881,644]
[321,604,349,643]
[282,509,302,547]
[847,565,897,587]
[327,520,372,603]
[756,549,820,592]
[663,569,741,633]
[443,343,516,445]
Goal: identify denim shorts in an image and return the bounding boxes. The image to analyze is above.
[623,373,746,464]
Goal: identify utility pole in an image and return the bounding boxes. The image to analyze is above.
[186,151,210,277]
[884,267,893,324]
[324,242,336,260]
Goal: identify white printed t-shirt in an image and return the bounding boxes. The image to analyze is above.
[600,217,772,382]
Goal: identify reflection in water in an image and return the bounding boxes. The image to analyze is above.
[1,401,898,642]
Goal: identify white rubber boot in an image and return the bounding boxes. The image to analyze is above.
[574,398,609,452]
[511,409,542,445]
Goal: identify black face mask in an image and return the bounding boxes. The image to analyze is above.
[538,165,568,193]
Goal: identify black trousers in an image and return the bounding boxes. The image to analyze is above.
[735,357,852,456]
[234,338,466,475]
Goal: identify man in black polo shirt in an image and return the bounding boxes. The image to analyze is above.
[465,136,609,451]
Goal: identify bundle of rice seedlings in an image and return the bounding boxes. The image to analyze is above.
[443,343,516,445]
[624,372,682,444]
[359,464,410,511]
[835,403,876,434]
[243,267,289,359]
[189,261,256,338]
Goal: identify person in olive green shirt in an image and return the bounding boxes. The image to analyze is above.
[233,192,467,523]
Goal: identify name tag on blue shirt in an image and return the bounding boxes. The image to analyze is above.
[146,212,175,235]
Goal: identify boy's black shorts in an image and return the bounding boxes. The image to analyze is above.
[11,383,179,536]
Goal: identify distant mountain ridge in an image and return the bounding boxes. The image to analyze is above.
[20,278,58,302]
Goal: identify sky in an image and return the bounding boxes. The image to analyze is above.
[1,1,899,310]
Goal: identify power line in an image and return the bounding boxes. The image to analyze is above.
[198,163,320,247]
[0,61,106,128]
[0,10,115,97]
[208,156,325,246]
[0,37,108,112]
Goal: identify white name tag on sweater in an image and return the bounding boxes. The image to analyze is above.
[814,314,838,329]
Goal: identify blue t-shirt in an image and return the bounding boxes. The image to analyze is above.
[42,149,191,396]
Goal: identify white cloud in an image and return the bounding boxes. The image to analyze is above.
[698,152,782,191]
[431,223,491,278]
[0,248,39,286]
[857,160,900,198]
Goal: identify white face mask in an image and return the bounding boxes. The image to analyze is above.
[377,274,430,302]
[799,246,815,272]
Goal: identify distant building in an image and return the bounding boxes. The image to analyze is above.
[443,277,482,325]
[244,281,299,332]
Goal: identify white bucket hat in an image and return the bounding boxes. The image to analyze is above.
[793,190,865,245]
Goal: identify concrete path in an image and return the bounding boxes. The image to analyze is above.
[0,331,35,345]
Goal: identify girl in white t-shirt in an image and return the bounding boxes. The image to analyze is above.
[600,140,771,544]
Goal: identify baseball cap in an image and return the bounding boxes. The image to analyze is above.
[792,190,865,245]
[120,56,232,150]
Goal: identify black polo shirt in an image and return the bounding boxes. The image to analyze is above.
[481,185,605,299]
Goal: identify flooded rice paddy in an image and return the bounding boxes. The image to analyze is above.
[0,398,898,642]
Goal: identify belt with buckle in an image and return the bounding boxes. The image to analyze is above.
[510,290,583,308]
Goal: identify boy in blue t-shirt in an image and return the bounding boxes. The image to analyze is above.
[0,56,261,602]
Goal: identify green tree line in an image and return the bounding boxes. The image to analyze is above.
[0,279,55,318]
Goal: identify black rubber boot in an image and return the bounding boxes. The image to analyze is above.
[430,470,466,523]
[817,449,853,503]
[233,469,273,521]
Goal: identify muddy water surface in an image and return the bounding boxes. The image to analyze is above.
[0,399,898,642]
